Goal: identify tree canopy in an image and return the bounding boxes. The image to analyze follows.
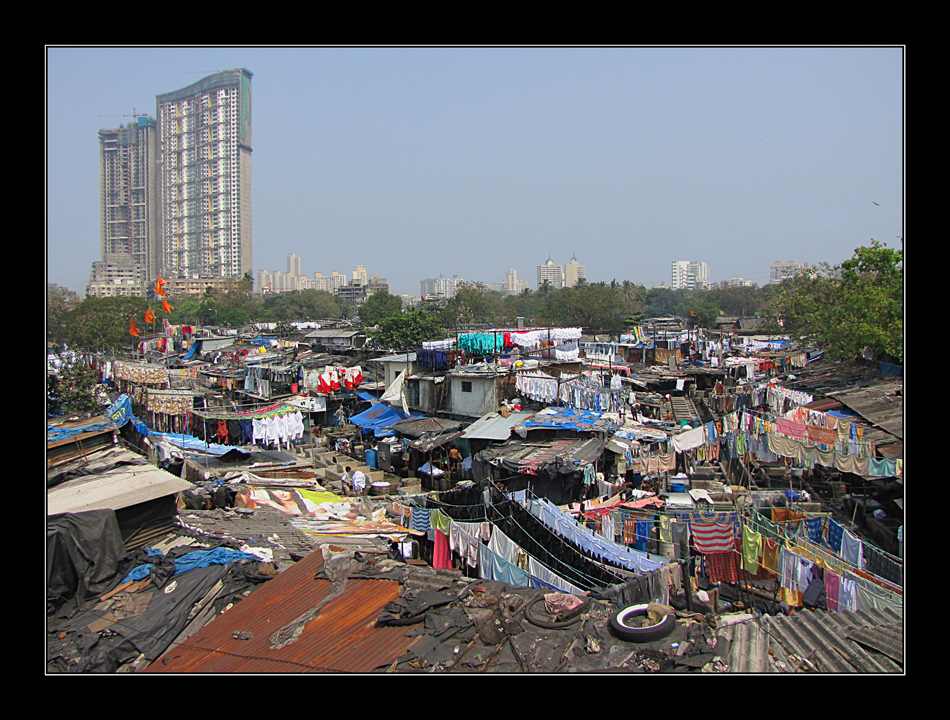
[46,241,902,367]
[358,290,404,326]
[767,240,903,363]
[369,308,446,351]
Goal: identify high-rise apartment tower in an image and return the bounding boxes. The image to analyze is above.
[156,69,253,281]
[88,116,160,298]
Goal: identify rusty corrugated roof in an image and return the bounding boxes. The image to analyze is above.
[144,548,421,673]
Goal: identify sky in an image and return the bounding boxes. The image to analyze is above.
[46,46,904,298]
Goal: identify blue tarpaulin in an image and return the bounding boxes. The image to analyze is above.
[348,403,425,437]
[121,547,258,583]
[516,407,618,434]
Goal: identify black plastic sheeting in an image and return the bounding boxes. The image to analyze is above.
[47,510,131,618]
[47,509,275,673]
[471,437,604,506]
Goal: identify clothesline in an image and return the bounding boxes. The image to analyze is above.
[190,401,299,420]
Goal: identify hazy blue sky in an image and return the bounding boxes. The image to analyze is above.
[46,46,904,298]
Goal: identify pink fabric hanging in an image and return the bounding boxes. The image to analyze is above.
[433,529,452,569]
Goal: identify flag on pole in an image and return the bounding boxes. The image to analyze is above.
[155,277,168,297]
[144,307,155,324]
[130,317,140,337]
[162,298,174,313]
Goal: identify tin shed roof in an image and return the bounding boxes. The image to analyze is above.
[47,446,195,516]
[144,547,421,673]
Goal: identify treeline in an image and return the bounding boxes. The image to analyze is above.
[47,241,902,364]
[45,275,777,352]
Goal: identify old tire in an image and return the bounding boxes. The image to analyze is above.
[524,595,588,630]
[609,604,676,643]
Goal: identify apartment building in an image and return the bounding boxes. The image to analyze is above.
[671,260,710,291]
[87,116,159,298]
[156,69,253,282]
[537,257,564,290]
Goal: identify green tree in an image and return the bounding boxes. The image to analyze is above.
[359,290,404,326]
[57,296,151,352]
[440,282,503,328]
[501,288,545,327]
[369,308,446,351]
[541,282,624,332]
[47,359,110,417]
[684,298,722,329]
[769,240,903,362]
[47,285,81,346]
[260,289,344,323]
[643,286,681,318]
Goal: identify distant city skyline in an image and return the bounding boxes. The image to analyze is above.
[48,47,904,299]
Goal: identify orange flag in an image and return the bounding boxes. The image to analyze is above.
[155,277,168,297]
[144,307,156,324]
[130,317,140,337]
[162,298,174,313]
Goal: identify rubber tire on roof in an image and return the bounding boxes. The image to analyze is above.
[609,604,676,643]
[524,595,589,630]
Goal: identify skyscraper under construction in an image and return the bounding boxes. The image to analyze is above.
[88,115,160,298]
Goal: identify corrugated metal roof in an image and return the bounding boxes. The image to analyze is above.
[47,447,195,516]
[828,382,903,441]
[461,410,536,441]
[754,607,903,673]
[144,548,421,673]
[304,329,363,339]
[371,352,417,363]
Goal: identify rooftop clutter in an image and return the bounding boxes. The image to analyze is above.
[47,318,902,674]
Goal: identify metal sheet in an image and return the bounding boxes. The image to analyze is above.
[144,548,421,673]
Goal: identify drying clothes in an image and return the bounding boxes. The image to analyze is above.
[706,550,740,583]
[516,372,560,403]
[775,417,807,439]
[634,518,651,552]
[837,577,858,612]
[825,571,841,611]
[840,529,864,568]
[410,507,431,534]
[343,366,363,389]
[458,333,505,355]
[741,526,762,575]
[430,508,452,535]
[479,543,531,587]
[868,457,897,477]
[449,520,482,569]
[671,425,707,453]
[217,419,229,444]
[691,523,736,554]
[422,338,455,350]
[863,544,903,587]
[417,349,459,370]
[761,537,781,575]
[852,576,902,616]
[804,516,825,544]
[433,529,452,570]
[826,518,845,553]
[671,521,690,559]
[777,545,803,606]
[488,525,523,566]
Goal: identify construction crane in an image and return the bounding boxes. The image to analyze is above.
[98,110,148,122]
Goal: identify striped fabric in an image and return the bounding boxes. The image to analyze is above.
[691,522,736,554]
[410,507,431,534]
